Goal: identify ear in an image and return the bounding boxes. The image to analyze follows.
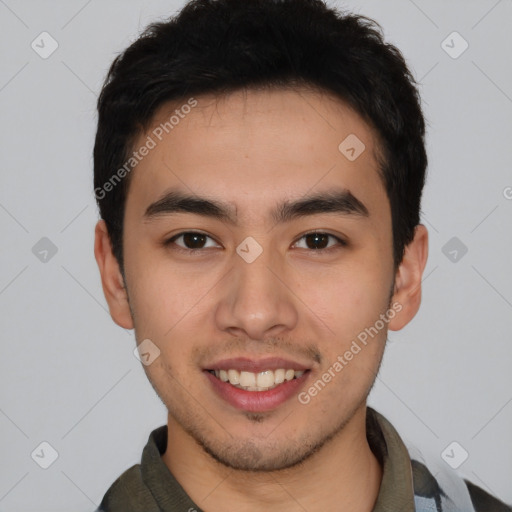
[94,220,134,330]
[388,224,428,331]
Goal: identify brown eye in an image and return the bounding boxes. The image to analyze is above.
[165,232,220,251]
[181,232,207,249]
[294,232,346,251]
[305,233,329,250]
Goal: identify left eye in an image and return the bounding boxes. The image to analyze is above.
[293,232,346,251]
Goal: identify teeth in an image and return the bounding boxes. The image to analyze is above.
[239,371,256,387]
[256,370,274,388]
[227,369,240,385]
[212,368,306,391]
[274,369,285,384]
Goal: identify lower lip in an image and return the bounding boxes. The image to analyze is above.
[204,371,310,413]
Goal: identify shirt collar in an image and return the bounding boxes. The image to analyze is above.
[366,406,415,511]
[141,425,200,511]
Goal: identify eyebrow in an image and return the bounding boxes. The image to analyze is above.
[144,188,369,225]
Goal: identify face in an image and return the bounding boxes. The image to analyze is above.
[96,87,424,471]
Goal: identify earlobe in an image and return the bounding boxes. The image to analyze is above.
[388,224,429,331]
[94,220,134,330]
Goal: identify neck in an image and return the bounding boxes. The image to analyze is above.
[161,404,382,512]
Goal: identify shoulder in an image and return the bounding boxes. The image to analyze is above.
[96,464,160,512]
[465,479,512,512]
[412,458,511,512]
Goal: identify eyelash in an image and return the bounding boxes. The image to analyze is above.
[163,231,347,255]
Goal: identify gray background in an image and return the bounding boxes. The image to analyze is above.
[0,0,511,510]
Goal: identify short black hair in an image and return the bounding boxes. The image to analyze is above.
[94,0,427,274]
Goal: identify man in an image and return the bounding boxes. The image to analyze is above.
[93,0,511,510]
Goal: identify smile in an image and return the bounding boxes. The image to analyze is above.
[203,357,312,412]
[208,368,306,391]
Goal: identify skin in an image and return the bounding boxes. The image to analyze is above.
[95,87,428,511]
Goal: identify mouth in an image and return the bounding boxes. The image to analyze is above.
[207,368,307,392]
[203,357,312,412]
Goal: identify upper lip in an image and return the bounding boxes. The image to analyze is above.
[204,357,311,373]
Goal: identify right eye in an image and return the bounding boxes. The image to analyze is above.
[163,231,222,253]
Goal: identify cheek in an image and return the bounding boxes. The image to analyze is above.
[124,255,186,339]
[125,250,223,349]
[302,257,391,339]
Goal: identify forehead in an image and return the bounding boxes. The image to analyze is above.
[126,87,388,222]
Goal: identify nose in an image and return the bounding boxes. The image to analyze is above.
[214,246,299,341]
